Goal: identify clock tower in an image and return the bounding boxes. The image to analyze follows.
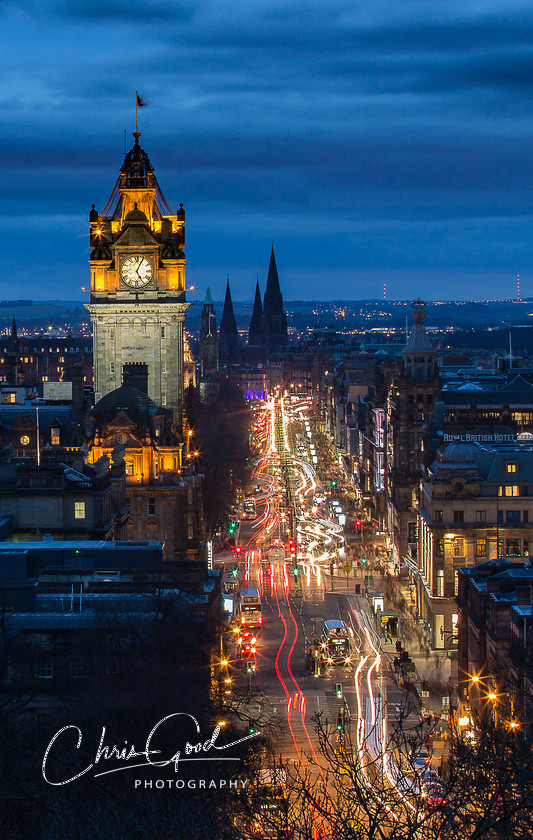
[86,132,189,428]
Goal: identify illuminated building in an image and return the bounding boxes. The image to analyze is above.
[87,362,203,560]
[86,132,189,426]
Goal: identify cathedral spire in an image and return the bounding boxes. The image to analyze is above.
[219,279,240,366]
[261,246,288,355]
[248,278,263,345]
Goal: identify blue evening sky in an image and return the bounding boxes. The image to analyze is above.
[1,0,533,302]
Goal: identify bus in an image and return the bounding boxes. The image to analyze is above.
[237,587,262,627]
[321,619,351,665]
[268,540,285,562]
[242,498,257,520]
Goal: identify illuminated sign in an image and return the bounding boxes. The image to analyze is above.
[444,433,516,443]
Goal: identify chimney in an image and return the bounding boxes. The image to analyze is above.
[122,362,149,394]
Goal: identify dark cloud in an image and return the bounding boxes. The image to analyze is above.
[1,0,533,300]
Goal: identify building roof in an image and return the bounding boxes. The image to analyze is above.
[92,384,158,430]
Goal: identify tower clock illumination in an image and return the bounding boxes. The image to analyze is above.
[86,131,189,426]
[120,254,153,287]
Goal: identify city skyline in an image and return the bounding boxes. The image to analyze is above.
[2,1,533,302]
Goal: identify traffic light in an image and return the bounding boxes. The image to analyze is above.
[331,479,337,488]
[361,556,367,565]
[235,545,241,556]
[248,720,256,735]
[293,564,299,576]
[335,683,343,700]
[231,565,238,578]
[336,713,343,731]
[355,520,362,532]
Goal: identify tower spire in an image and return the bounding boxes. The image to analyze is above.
[261,246,288,355]
[248,277,263,345]
[219,279,240,366]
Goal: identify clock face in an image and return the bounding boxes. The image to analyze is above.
[120,255,154,288]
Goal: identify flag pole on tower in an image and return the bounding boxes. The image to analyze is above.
[135,91,147,134]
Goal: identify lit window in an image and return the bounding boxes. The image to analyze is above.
[436,569,444,597]
[476,539,487,557]
[162,362,166,374]
[9,393,16,404]
[125,461,134,476]
[74,501,86,519]
[499,485,520,497]
[51,427,60,446]
[453,538,465,557]
[161,393,166,406]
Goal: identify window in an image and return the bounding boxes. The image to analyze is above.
[524,539,529,556]
[70,657,87,678]
[454,571,459,596]
[453,538,465,557]
[436,538,444,556]
[161,393,166,406]
[435,510,443,523]
[436,569,444,597]
[453,510,464,523]
[35,662,53,679]
[499,485,519,497]
[506,539,521,557]
[148,498,156,516]
[50,427,60,446]
[125,461,134,476]
[475,510,487,522]
[506,510,521,523]
[162,362,166,374]
[161,326,166,339]
[476,539,487,557]
[74,501,86,520]
[524,510,529,523]
[187,515,194,541]
[110,328,115,341]
[507,463,517,474]
[110,361,115,375]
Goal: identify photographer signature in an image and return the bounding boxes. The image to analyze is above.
[42,713,259,786]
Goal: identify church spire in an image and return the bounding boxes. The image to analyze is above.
[261,247,288,355]
[219,279,240,366]
[248,278,263,345]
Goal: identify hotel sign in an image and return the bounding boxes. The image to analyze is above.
[444,433,516,442]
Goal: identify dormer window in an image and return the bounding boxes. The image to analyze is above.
[51,427,60,446]
[507,462,517,474]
